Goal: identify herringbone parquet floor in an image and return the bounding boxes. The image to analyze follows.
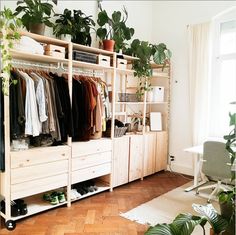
[0,171,191,235]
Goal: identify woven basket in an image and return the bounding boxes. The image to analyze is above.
[104,126,127,138]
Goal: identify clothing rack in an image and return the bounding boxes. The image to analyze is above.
[12,60,61,70]
[60,63,104,77]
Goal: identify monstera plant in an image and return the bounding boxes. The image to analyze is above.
[96,7,134,52]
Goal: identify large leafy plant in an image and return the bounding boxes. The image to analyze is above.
[0,8,22,95]
[72,10,95,46]
[14,0,54,30]
[145,204,229,235]
[53,9,73,37]
[96,7,135,52]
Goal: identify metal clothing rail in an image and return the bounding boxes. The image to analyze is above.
[60,63,104,77]
[12,60,61,70]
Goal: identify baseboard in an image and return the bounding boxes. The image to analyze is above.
[167,163,193,176]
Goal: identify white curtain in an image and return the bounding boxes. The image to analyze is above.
[188,22,212,145]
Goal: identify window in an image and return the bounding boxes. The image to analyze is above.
[209,10,236,138]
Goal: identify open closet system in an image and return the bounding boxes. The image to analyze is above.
[0,31,170,230]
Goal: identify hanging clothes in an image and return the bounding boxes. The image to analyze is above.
[9,69,72,147]
[72,75,109,141]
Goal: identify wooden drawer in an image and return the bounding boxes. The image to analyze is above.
[11,173,68,200]
[72,139,112,157]
[72,163,111,184]
[72,151,111,171]
[11,146,70,169]
[11,160,68,184]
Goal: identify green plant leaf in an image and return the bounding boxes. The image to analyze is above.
[112,11,121,23]
[145,223,177,235]
[97,10,109,26]
[192,204,228,234]
[96,27,107,40]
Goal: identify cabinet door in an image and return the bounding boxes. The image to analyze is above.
[113,136,129,187]
[155,131,167,172]
[143,133,156,177]
[129,135,143,182]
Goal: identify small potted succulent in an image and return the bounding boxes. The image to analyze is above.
[14,0,54,35]
[53,9,73,41]
[96,7,134,52]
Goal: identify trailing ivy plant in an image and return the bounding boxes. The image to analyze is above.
[0,7,22,95]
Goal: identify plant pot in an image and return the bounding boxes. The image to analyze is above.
[29,23,45,35]
[103,40,115,52]
[60,34,72,42]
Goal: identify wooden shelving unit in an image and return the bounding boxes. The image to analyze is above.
[0,31,170,230]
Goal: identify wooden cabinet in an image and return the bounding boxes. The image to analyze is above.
[143,133,156,177]
[155,131,168,172]
[112,136,129,187]
[129,135,143,182]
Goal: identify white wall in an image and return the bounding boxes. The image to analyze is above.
[152,1,236,175]
[1,0,154,46]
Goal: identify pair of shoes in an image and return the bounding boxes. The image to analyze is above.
[43,191,66,205]
[1,199,28,217]
[72,181,98,196]
[70,189,81,200]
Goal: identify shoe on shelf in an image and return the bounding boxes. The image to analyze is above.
[57,192,66,203]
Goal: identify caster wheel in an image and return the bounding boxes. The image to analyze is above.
[5,220,16,231]
[196,191,199,195]
[207,200,211,203]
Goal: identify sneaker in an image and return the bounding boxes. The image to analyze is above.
[57,192,66,203]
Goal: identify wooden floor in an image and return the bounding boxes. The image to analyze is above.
[0,171,190,235]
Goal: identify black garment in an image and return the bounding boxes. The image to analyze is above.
[72,78,91,141]
[50,74,73,142]
[9,71,25,140]
[0,80,5,171]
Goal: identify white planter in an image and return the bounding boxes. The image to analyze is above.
[60,34,72,42]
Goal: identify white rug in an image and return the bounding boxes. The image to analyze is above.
[120,182,219,234]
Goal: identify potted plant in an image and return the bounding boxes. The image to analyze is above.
[71,10,95,46]
[14,0,54,35]
[53,9,73,41]
[0,7,22,95]
[96,7,134,52]
[145,203,229,235]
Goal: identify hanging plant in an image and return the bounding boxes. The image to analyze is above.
[0,7,22,95]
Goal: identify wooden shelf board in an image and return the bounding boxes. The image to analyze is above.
[116,102,144,105]
[150,61,170,69]
[73,60,114,71]
[10,193,67,221]
[121,54,139,61]
[71,186,110,202]
[146,102,168,104]
[116,68,135,74]
[21,31,69,47]
[73,43,114,56]
[151,74,170,79]
[10,49,69,64]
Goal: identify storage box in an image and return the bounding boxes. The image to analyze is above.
[152,86,164,102]
[44,44,65,58]
[117,58,127,69]
[98,54,110,67]
[73,50,97,64]
[118,93,140,102]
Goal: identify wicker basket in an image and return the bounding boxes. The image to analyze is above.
[104,126,127,138]
[118,93,140,102]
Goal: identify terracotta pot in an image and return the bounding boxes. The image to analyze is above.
[103,40,115,52]
[29,23,45,35]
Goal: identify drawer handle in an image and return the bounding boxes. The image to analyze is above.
[92,171,95,173]
[62,153,65,156]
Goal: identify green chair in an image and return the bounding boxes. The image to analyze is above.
[196,141,232,202]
